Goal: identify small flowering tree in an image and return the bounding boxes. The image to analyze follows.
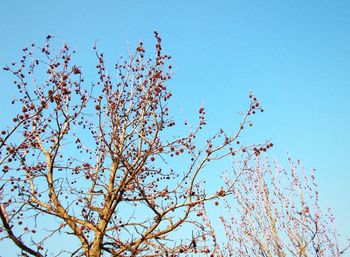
[202,157,349,257]
[0,33,269,257]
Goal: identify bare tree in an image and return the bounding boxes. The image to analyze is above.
[201,156,349,257]
[0,33,269,257]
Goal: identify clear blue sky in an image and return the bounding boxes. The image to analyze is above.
[0,0,349,251]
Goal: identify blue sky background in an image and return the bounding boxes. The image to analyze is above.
[0,0,349,252]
